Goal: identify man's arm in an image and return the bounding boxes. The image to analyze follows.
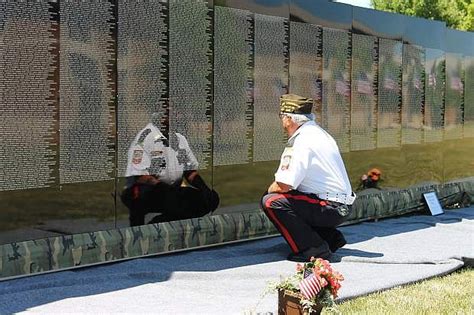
[267,181,292,194]
[136,175,160,185]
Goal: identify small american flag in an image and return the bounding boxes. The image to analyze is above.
[414,77,422,90]
[450,77,463,91]
[383,76,398,90]
[336,79,350,97]
[357,79,373,95]
[299,269,321,300]
[428,73,437,87]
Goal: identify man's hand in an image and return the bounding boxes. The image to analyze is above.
[267,181,291,194]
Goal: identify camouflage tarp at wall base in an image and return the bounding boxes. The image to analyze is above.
[0,212,277,280]
[1,179,472,280]
[347,179,472,222]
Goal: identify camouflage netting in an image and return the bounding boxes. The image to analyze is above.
[1,178,472,280]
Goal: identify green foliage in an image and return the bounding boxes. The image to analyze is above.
[372,0,474,31]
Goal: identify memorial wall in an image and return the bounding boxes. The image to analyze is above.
[1,0,473,245]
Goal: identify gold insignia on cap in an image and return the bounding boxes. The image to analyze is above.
[279,94,313,114]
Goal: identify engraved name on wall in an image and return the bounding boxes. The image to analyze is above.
[213,6,253,165]
[351,33,377,151]
[169,0,212,170]
[322,27,351,152]
[377,38,402,148]
[401,44,425,145]
[253,13,289,162]
[424,48,445,143]
[117,0,169,175]
[59,0,116,183]
[0,1,58,191]
[445,53,464,140]
[464,56,474,138]
[289,22,322,123]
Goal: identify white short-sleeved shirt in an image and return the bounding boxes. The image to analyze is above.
[274,120,352,196]
[125,123,199,186]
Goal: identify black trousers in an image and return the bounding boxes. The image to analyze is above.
[121,183,212,226]
[261,190,352,253]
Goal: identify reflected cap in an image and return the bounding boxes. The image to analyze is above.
[279,94,313,115]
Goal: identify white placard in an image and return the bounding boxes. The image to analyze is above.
[423,192,444,216]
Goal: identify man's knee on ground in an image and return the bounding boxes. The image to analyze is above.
[261,192,287,212]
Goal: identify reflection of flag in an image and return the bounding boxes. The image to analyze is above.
[383,76,397,90]
[428,73,437,87]
[450,77,463,91]
[299,270,321,300]
[356,79,372,94]
[414,77,422,90]
[336,80,350,97]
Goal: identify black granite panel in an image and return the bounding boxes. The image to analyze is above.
[445,53,464,140]
[253,13,289,162]
[445,28,474,55]
[352,6,405,40]
[59,0,116,183]
[377,38,402,148]
[214,0,289,17]
[169,0,213,170]
[464,56,474,138]
[322,27,351,152]
[424,49,445,143]
[350,33,377,151]
[401,44,424,145]
[117,0,169,176]
[0,1,59,191]
[213,6,253,165]
[290,0,352,30]
[289,21,322,122]
[403,14,446,50]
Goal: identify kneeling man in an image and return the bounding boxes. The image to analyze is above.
[261,94,355,262]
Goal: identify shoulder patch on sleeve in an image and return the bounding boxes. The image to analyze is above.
[132,149,144,164]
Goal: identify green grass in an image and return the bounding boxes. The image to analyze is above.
[326,267,473,314]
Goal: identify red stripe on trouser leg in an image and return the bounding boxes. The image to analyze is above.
[264,194,301,253]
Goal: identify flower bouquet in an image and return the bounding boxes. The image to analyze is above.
[274,257,343,314]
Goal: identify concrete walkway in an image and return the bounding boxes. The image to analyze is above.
[0,207,472,314]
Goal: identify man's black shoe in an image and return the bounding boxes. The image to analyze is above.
[329,236,346,253]
[287,245,331,262]
[314,227,347,253]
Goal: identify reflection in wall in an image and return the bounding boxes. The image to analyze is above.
[445,53,464,140]
[117,0,169,176]
[59,0,115,183]
[253,13,289,162]
[0,1,58,191]
[465,56,474,138]
[289,21,322,122]
[169,0,213,170]
[0,0,473,245]
[213,6,253,165]
[424,49,445,143]
[401,44,424,145]
[377,38,402,148]
[322,27,351,152]
[350,33,377,151]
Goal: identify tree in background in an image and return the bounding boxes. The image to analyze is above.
[372,0,474,31]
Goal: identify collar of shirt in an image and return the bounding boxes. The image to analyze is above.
[145,123,168,141]
[287,120,316,143]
